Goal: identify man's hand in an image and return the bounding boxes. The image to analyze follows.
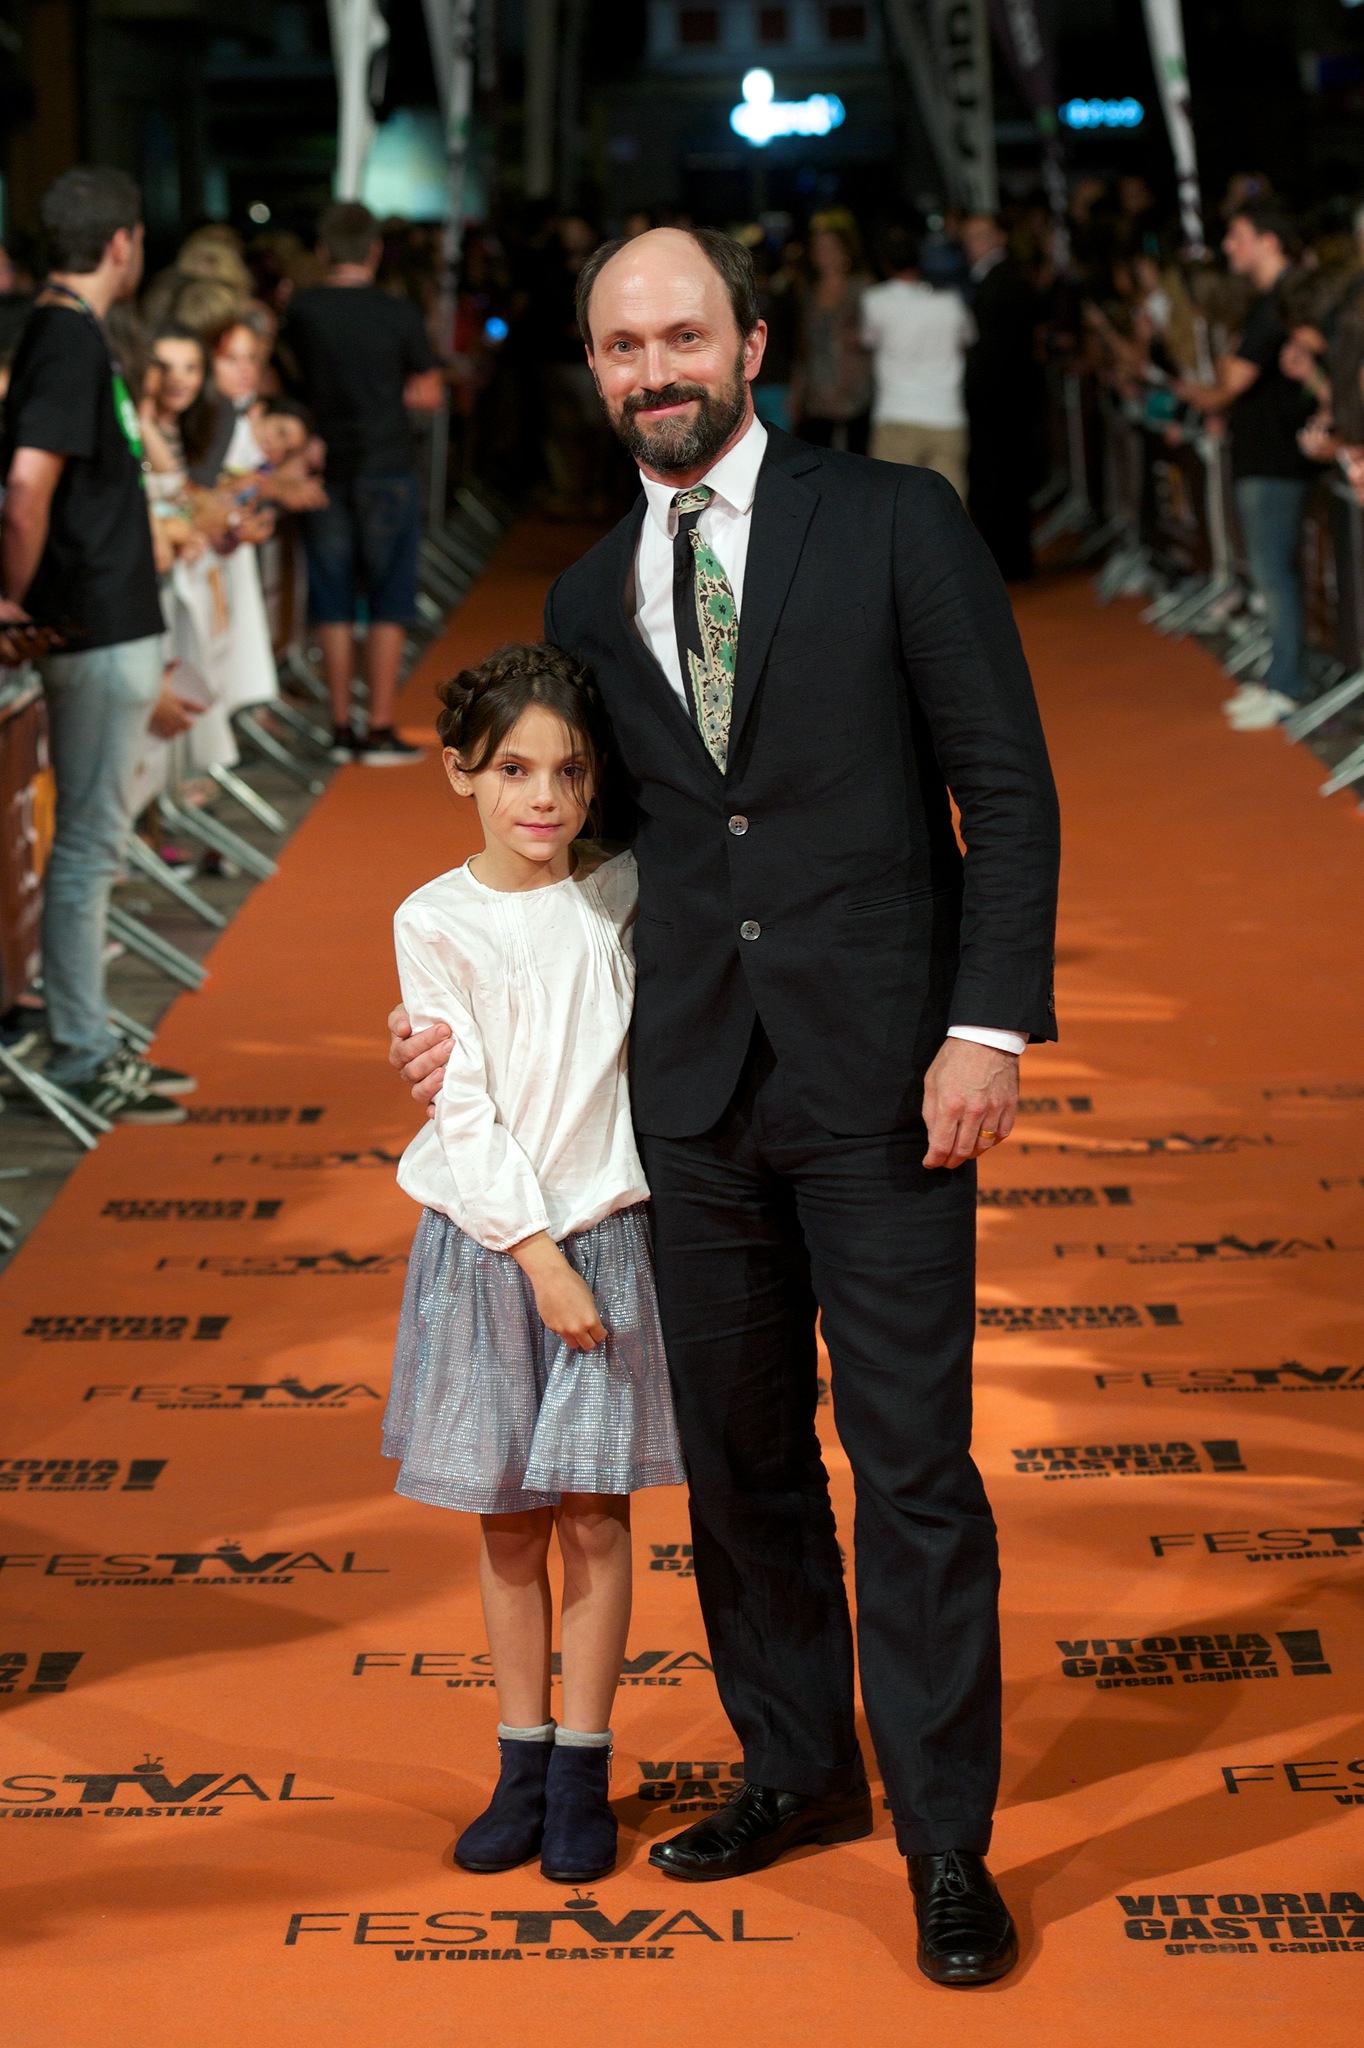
[1340,445,1364,499]
[922,1039,1020,1170]
[388,1002,452,1115]
[404,368,446,412]
[1299,414,1338,463]
[511,1232,607,1351]
[0,597,40,665]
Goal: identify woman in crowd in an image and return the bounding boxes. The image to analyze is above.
[790,210,873,454]
[139,326,215,572]
[202,317,283,735]
[138,325,251,776]
[139,318,280,767]
[142,224,253,333]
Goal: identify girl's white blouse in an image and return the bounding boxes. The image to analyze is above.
[394,850,650,1252]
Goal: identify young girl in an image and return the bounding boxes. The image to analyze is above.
[385,641,685,1884]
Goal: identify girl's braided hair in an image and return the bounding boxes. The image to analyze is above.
[436,641,610,825]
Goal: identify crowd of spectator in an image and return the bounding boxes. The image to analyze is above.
[1076,175,1364,733]
[0,170,450,1126]
[5,154,1364,1130]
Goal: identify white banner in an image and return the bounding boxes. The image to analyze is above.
[420,0,477,226]
[1141,0,1206,256]
[936,0,998,212]
[883,0,997,213]
[327,0,390,201]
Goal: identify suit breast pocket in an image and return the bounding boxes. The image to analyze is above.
[767,602,868,667]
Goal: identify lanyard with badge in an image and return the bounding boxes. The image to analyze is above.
[41,278,147,479]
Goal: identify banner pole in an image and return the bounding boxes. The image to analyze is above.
[1141,0,1207,258]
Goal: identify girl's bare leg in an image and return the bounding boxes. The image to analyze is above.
[556,1493,632,1732]
[479,1507,555,1726]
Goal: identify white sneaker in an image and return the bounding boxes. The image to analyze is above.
[1227,688,1296,732]
[1222,681,1269,715]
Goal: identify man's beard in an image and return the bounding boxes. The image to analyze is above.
[609,351,749,474]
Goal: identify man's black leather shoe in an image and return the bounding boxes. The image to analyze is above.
[908,1850,1019,1985]
[648,1780,873,1881]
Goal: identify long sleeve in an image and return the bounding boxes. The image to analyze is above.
[891,466,1061,1041]
[395,912,551,1252]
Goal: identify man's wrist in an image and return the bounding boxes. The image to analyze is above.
[947,1025,1026,1057]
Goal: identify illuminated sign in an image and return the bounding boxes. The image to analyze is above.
[1059,97,1145,130]
[729,69,846,147]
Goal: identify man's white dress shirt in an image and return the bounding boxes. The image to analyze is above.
[628,413,1027,1059]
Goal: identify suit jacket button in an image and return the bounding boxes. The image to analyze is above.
[728,814,749,836]
[740,920,761,941]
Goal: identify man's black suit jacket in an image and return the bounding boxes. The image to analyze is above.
[544,426,1060,1140]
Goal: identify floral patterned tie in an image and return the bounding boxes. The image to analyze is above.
[671,485,737,771]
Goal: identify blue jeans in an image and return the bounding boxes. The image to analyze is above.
[40,635,163,1084]
[302,473,423,625]
[1234,475,1311,701]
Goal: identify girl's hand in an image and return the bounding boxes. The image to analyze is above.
[511,1233,607,1352]
[534,1262,608,1351]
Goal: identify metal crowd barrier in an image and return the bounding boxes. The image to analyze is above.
[0,476,511,1158]
[1072,378,1364,804]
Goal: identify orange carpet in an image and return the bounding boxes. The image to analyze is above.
[1,525,1362,2045]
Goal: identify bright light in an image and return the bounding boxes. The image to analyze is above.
[730,69,846,147]
[361,108,449,221]
[484,315,509,343]
[248,201,271,224]
[1059,96,1144,130]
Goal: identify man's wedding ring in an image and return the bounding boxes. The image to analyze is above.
[980,1129,998,1141]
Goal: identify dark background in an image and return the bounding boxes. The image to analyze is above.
[0,0,1354,264]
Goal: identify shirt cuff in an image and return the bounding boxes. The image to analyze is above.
[947,1025,1027,1056]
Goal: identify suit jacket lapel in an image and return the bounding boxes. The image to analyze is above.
[728,440,819,761]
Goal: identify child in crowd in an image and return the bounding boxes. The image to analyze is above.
[139,322,278,762]
[249,392,313,469]
[385,641,684,1883]
[221,395,325,517]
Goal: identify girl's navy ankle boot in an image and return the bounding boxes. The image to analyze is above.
[540,1742,618,1883]
[453,1737,553,1873]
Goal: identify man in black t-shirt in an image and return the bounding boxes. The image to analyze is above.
[1178,204,1321,731]
[0,166,193,1122]
[283,202,443,765]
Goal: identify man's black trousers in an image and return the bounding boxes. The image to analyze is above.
[638,1028,1000,1856]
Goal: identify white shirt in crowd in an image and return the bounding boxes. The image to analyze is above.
[394,851,650,1249]
[630,413,1027,1058]
[859,279,975,429]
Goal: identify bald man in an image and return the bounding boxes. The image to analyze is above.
[392,227,1059,1987]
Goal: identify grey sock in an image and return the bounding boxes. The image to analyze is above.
[497,1720,555,1743]
[555,1726,613,1748]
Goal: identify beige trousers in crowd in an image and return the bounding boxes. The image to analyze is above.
[870,420,969,501]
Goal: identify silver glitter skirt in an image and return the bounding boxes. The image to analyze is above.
[384,1203,686,1512]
